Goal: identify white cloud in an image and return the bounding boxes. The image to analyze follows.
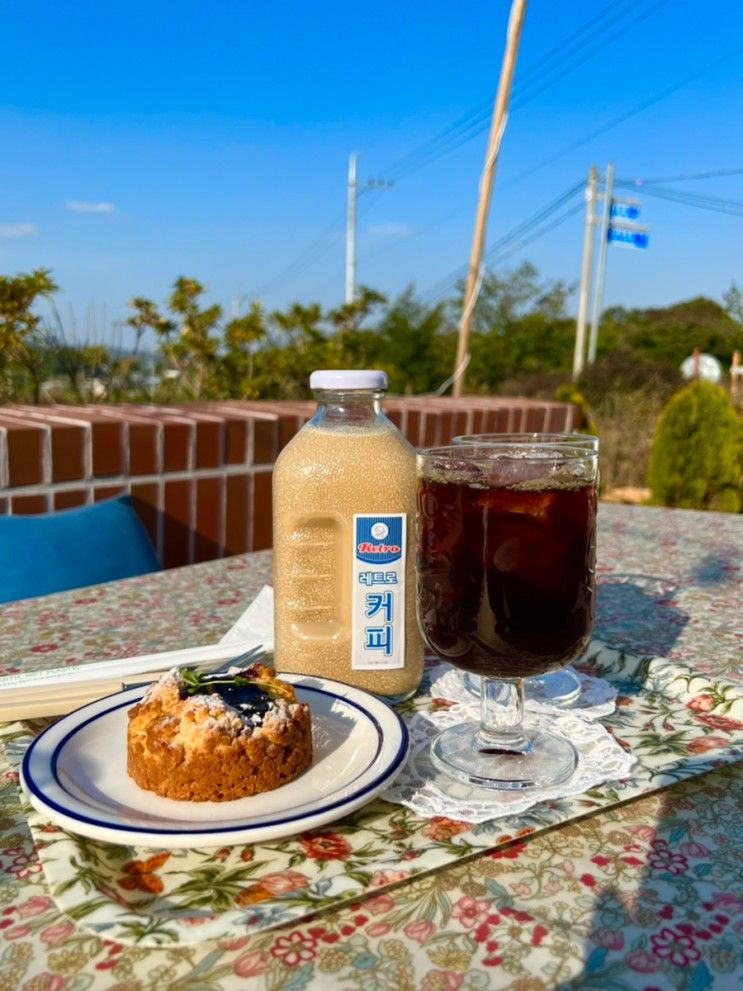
[369,222,410,238]
[0,223,37,238]
[65,201,117,214]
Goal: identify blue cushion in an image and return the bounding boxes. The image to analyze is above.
[0,495,161,604]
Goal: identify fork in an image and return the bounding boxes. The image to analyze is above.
[207,644,267,675]
[123,644,267,690]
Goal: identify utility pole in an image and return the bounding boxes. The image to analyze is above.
[345,153,358,304]
[587,161,614,366]
[452,0,528,397]
[345,153,393,304]
[572,164,598,381]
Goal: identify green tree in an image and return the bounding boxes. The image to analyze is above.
[326,286,387,370]
[0,268,58,401]
[601,297,740,370]
[447,263,575,391]
[462,261,573,336]
[375,287,454,395]
[167,277,223,399]
[222,302,267,397]
[648,380,743,512]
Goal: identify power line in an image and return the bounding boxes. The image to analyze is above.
[247,11,742,302]
[372,0,667,185]
[349,0,669,275]
[248,208,347,299]
[423,180,584,301]
[614,181,743,217]
[504,41,743,187]
[489,201,585,265]
[374,0,637,181]
[511,0,670,110]
[620,166,743,185]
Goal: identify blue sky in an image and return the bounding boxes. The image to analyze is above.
[2,0,743,344]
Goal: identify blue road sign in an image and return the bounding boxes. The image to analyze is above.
[608,226,649,250]
[610,199,641,221]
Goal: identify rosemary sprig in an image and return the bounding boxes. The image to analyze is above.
[178,667,278,697]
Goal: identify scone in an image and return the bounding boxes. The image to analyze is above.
[126,663,312,801]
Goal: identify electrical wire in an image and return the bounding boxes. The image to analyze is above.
[422,180,584,301]
[248,208,347,298]
[504,41,743,187]
[614,181,743,217]
[510,0,670,110]
[370,0,668,185]
[620,166,743,185]
[350,0,670,279]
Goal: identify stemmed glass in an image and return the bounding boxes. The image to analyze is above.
[416,442,598,789]
[452,432,599,708]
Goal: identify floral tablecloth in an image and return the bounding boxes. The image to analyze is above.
[0,504,741,990]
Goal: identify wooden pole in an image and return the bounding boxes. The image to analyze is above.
[452,0,528,398]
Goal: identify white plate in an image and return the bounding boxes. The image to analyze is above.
[20,674,408,848]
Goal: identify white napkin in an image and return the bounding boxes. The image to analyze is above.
[219,585,275,652]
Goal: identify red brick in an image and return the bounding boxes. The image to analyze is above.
[162,480,192,568]
[225,474,250,556]
[224,418,248,465]
[163,421,194,472]
[130,483,161,561]
[10,495,49,514]
[54,489,88,511]
[194,420,222,469]
[491,408,512,433]
[278,414,302,452]
[0,419,47,487]
[386,407,403,430]
[251,470,273,551]
[466,408,486,435]
[94,485,126,502]
[35,407,124,477]
[252,418,278,464]
[435,411,454,445]
[524,406,547,431]
[129,423,160,475]
[546,404,571,431]
[405,409,421,447]
[91,421,125,476]
[50,424,87,483]
[194,476,222,563]
[416,410,434,447]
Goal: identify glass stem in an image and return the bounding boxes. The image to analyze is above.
[477,677,530,754]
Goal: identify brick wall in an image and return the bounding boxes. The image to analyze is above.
[0,397,578,568]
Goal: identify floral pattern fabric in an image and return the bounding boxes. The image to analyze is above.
[0,504,741,990]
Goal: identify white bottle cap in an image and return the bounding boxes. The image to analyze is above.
[309,369,388,390]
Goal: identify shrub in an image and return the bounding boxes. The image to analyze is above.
[647,380,743,512]
[554,383,599,436]
[577,348,681,413]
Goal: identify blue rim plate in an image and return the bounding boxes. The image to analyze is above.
[20,674,409,848]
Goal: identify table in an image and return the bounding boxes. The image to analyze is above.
[0,504,741,990]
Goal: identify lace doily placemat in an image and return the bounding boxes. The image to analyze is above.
[429,664,617,719]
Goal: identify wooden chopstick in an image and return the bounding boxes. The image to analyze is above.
[0,673,173,723]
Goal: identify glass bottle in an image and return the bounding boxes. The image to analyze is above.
[272,369,423,701]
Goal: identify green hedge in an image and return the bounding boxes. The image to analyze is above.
[647,380,743,512]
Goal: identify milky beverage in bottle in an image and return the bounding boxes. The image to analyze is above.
[272,369,424,700]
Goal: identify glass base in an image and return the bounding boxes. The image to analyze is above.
[463,668,582,708]
[430,722,577,791]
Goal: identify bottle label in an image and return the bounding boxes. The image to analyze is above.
[351,514,406,670]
